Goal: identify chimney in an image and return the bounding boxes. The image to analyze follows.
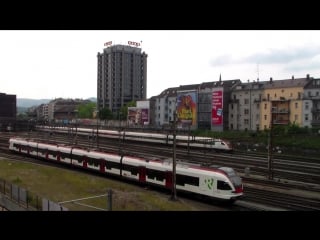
[307,74,310,79]
[292,75,294,80]
[270,77,273,83]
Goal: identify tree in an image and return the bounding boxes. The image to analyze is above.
[77,102,96,118]
[99,107,113,120]
[119,100,136,120]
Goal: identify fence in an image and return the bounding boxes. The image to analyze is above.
[0,178,68,211]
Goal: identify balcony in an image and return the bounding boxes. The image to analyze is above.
[271,108,290,114]
[311,120,320,126]
[272,119,290,125]
[311,108,320,113]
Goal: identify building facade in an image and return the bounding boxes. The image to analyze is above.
[0,93,16,130]
[304,77,320,128]
[97,43,148,115]
[229,80,265,131]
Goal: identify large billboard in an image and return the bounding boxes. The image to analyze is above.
[212,88,223,126]
[177,91,197,126]
[128,107,149,126]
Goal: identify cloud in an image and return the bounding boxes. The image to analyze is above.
[210,54,234,65]
[284,55,320,72]
[210,45,320,66]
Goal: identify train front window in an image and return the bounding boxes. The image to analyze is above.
[218,167,242,187]
[217,180,232,190]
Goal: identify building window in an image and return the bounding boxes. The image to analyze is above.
[305,102,309,110]
[298,92,301,99]
[230,114,233,118]
[264,115,267,120]
[244,119,249,125]
[244,109,249,115]
[256,114,259,120]
[244,99,249,104]
[295,114,298,121]
[264,103,267,110]
[295,102,298,108]
[305,114,309,121]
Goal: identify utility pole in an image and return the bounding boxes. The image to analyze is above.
[187,124,191,155]
[96,110,99,149]
[171,112,177,201]
[268,108,274,180]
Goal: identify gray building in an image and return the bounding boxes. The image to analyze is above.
[153,87,178,128]
[303,77,320,128]
[97,43,148,115]
[0,92,16,130]
[229,80,265,131]
[47,98,88,123]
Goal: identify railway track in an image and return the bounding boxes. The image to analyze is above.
[1,131,320,210]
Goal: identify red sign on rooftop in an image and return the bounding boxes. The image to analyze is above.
[128,41,140,47]
[104,41,112,46]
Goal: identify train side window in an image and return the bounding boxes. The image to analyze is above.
[217,180,232,190]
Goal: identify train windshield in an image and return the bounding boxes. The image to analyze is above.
[218,167,242,187]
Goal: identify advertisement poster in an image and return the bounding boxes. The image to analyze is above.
[128,107,149,126]
[212,89,223,125]
[177,91,197,126]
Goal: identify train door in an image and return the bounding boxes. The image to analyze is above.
[165,171,173,189]
[139,167,146,182]
[83,156,88,168]
[100,159,105,173]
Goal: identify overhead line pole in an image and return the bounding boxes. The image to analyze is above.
[171,112,177,201]
[268,107,274,180]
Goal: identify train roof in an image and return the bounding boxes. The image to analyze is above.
[9,137,231,179]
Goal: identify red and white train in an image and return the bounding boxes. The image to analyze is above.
[36,126,234,152]
[9,137,243,202]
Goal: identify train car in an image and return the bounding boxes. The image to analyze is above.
[8,137,243,203]
[36,125,233,152]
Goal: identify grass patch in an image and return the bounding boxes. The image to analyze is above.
[0,158,199,211]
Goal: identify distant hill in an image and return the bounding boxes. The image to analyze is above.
[17,97,97,108]
[87,97,97,102]
[17,98,51,108]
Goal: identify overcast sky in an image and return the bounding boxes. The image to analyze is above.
[1,30,320,100]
